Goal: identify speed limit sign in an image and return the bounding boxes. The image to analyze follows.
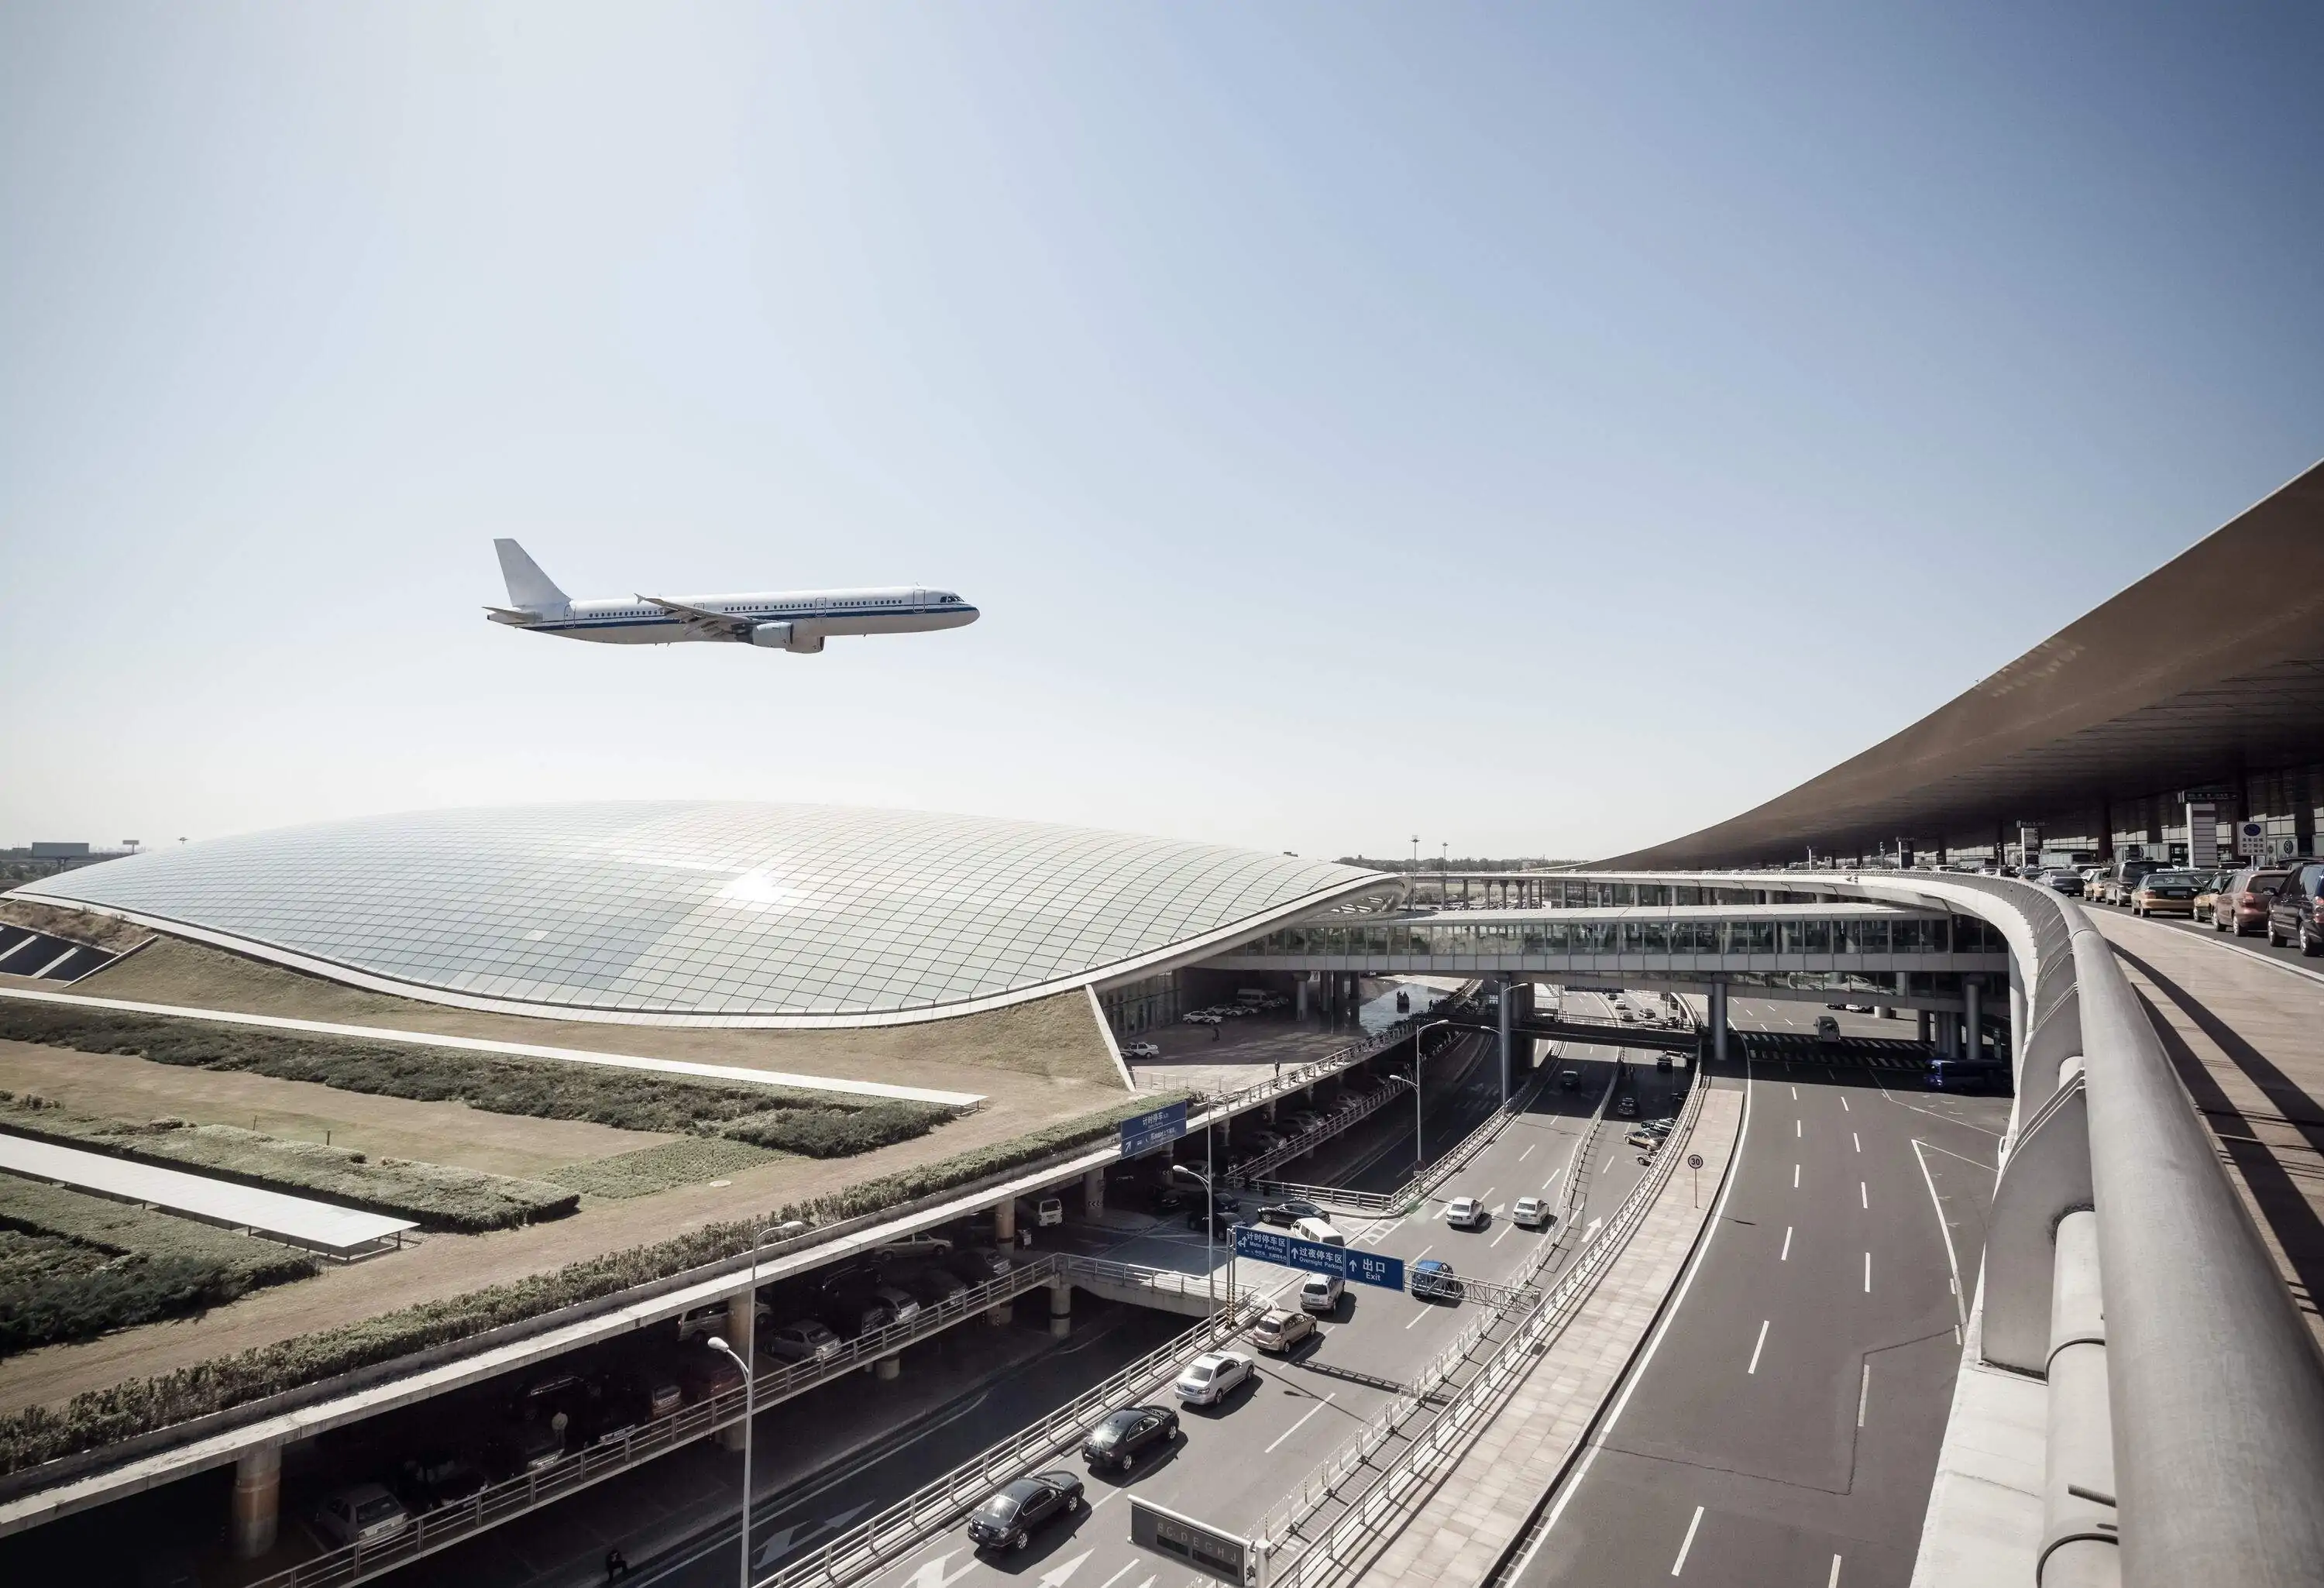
[1686,1153,1703,1169]
[1686,1152,1704,1208]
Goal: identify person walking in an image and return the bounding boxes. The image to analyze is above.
[605,1546,631,1582]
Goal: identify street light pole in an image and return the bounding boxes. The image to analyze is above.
[707,1222,795,1588]
[1410,1018,1450,1170]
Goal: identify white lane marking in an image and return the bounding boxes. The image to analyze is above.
[896,1550,978,1588]
[1093,1567,1136,1588]
[1793,1163,1800,1189]
[1748,1319,1769,1374]
[1671,1504,1705,1575]
[1405,1304,1432,1330]
[1852,1132,1861,1153]
[1520,1143,1536,1161]
[1911,1139,1971,1327]
[1780,1225,1793,1261]
[1796,1119,1803,1139]
[1035,1550,1092,1586]
[1265,1391,1338,1453]
[1858,1363,1869,1426]
[1829,1554,1844,1586]
[1840,1097,1850,1112]
[1790,1085,1797,1100]
[1514,1056,1753,1573]
[1859,1181,1868,1210]
[1491,1222,1513,1246]
[1414,1243,1434,1261]
[1863,1252,1872,1293]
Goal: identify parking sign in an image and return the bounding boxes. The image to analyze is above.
[1232,1225,1405,1291]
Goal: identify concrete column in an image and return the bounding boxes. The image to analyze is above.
[1496,979,1513,1105]
[874,1354,901,1381]
[231,1444,281,1559]
[1296,977,1308,1022]
[1917,1009,1931,1046]
[1709,982,1728,1067]
[716,1289,757,1450]
[1048,1279,1071,1340]
[1965,980,1982,1062]
[1082,1166,1105,1219]
[993,1198,1016,1246]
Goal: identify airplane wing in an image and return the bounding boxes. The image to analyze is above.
[639,593,752,640]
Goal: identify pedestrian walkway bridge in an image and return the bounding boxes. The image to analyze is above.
[1204,901,2008,1007]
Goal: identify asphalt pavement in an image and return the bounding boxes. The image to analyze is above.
[1507,1000,2006,1588]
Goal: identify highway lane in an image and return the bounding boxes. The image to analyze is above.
[842,1003,1677,1588]
[1509,1002,2005,1588]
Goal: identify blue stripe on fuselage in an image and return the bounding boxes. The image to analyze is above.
[531,604,967,633]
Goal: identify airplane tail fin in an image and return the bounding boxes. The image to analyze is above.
[494,539,571,611]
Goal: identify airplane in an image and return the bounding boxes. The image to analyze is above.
[483,539,978,655]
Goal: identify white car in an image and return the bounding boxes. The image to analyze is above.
[313,1483,411,1548]
[1444,1196,1487,1229]
[1174,1350,1256,1406]
[1122,1041,1160,1060]
[1182,1012,1221,1025]
[1511,1195,1550,1229]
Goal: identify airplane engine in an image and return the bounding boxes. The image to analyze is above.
[751,621,824,654]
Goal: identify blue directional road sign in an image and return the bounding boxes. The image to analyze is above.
[1232,1225,1405,1291]
[1119,1100,1190,1157]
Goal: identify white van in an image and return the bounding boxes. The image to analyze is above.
[1292,1215,1345,1247]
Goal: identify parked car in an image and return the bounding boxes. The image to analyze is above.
[1174,1350,1257,1406]
[1080,1404,1179,1472]
[1443,1196,1487,1229]
[1122,1040,1160,1060]
[1411,1259,1461,1300]
[1291,1215,1345,1246]
[392,1450,486,1515]
[588,1370,683,1443]
[1627,1127,1662,1150]
[1299,1273,1345,1315]
[903,1265,970,1308]
[1253,1308,1317,1354]
[1618,1095,1638,1116]
[312,1483,411,1548]
[676,1299,768,1344]
[873,1284,923,1326]
[947,1246,1012,1283]
[1511,1195,1551,1229]
[676,1344,747,1404]
[2268,861,2324,954]
[966,1471,1085,1552]
[2190,873,2227,921]
[481,1416,565,1476]
[2130,870,2202,917]
[763,1318,844,1364]
[2216,867,2289,934]
[2042,868,2085,896]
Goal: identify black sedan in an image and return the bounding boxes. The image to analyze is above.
[966,1470,1085,1552]
[1080,1404,1180,1472]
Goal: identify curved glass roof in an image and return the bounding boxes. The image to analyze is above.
[22,804,1383,1024]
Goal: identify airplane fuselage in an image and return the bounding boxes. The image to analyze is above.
[490,586,978,651]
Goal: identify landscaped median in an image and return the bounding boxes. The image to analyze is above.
[0,1089,1191,1481]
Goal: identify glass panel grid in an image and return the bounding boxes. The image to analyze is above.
[31,803,1370,1018]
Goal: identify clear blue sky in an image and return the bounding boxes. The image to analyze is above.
[4,5,2320,860]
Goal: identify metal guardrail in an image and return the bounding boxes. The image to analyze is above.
[1226,1077,1414,1185]
[758,1287,1267,1587]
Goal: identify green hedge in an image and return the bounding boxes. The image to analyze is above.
[0,1180,315,1356]
[545,1137,776,1200]
[0,1097,576,1232]
[0,1003,954,1143]
[0,1091,1189,1476]
[715,1101,952,1158]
